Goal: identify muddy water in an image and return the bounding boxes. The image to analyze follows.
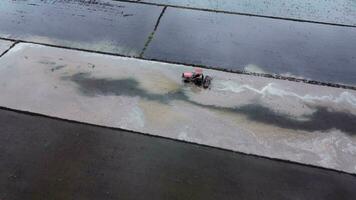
[144,8,356,85]
[0,0,163,56]
[1,43,356,173]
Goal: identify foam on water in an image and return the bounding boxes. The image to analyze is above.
[216,81,356,107]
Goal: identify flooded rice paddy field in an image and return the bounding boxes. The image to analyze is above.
[0,1,356,198]
[0,0,163,56]
[136,0,356,26]
[0,43,355,174]
[1,0,355,86]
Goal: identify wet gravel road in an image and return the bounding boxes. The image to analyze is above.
[1,108,356,200]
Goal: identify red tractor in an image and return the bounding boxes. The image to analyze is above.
[182,68,212,89]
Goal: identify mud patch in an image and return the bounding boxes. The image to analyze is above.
[51,65,66,72]
[138,72,181,95]
[139,100,185,127]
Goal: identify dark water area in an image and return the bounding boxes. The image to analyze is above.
[144,8,356,85]
[1,109,356,200]
[0,0,163,56]
[138,0,356,26]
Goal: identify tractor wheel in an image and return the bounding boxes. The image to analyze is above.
[203,76,212,88]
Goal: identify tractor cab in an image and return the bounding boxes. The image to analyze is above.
[182,68,211,88]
